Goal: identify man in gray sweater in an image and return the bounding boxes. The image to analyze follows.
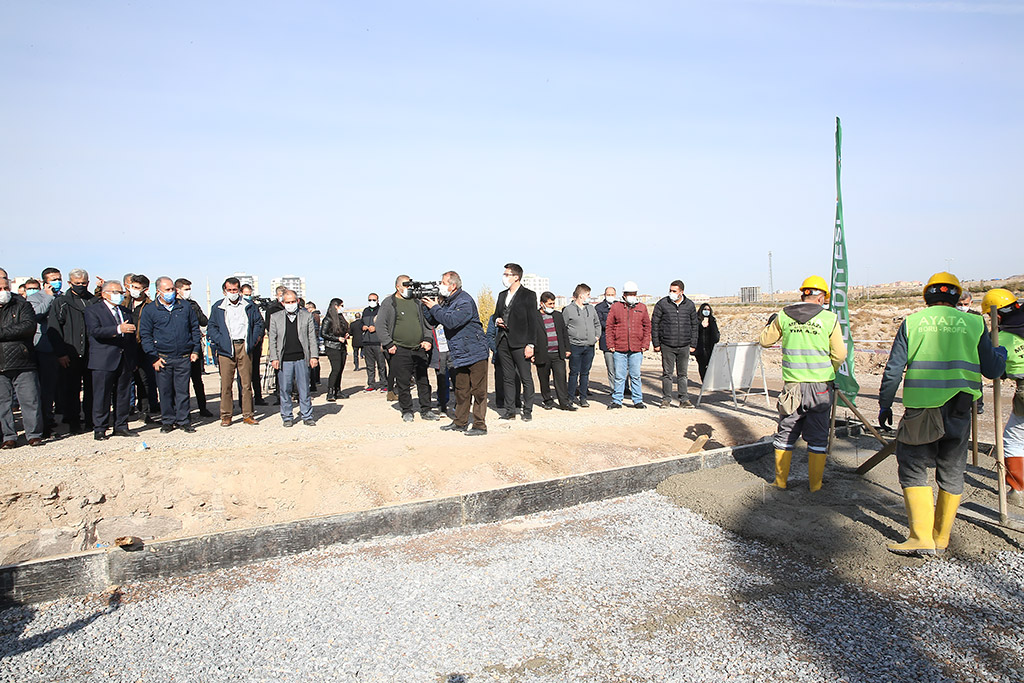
[562,284,602,407]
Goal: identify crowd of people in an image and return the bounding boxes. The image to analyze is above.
[0,263,724,445]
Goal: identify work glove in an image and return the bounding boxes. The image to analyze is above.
[767,313,778,325]
[878,407,893,430]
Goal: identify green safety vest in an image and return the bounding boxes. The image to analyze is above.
[903,307,984,408]
[779,308,837,383]
[1002,330,1024,376]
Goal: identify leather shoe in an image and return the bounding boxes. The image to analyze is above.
[557,404,577,411]
[93,432,107,441]
[254,399,269,406]
[420,411,440,421]
[541,401,554,411]
[199,409,214,418]
[178,424,196,433]
[112,429,137,437]
[160,424,175,433]
[1,440,17,449]
[522,413,532,422]
[242,417,258,426]
[220,418,232,427]
[28,438,43,447]
[499,412,516,420]
[464,427,487,436]
[303,419,316,427]
[440,422,468,432]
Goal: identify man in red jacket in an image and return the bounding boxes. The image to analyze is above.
[606,281,651,409]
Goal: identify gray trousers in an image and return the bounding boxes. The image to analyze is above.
[0,369,43,441]
[660,346,690,403]
[603,350,615,391]
[363,345,388,389]
[896,394,972,495]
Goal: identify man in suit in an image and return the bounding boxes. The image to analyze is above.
[268,289,319,427]
[85,281,138,440]
[494,263,539,421]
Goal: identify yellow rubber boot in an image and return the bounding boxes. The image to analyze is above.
[888,487,936,556]
[808,452,827,492]
[773,449,792,489]
[932,489,962,555]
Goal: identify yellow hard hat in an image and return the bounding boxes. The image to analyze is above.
[800,275,829,299]
[981,288,1017,313]
[923,272,962,298]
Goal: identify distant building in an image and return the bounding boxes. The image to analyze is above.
[522,273,550,296]
[233,272,259,295]
[740,286,761,304]
[271,275,306,300]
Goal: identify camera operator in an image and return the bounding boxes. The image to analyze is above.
[423,271,490,436]
[377,274,437,423]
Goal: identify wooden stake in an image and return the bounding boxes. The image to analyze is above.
[991,305,1009,523]
[827,394,838,454]
[971,400,979,467]
[836,390,888,447]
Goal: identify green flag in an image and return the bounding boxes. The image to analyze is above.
[830,117,859,402]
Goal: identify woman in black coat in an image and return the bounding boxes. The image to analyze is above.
[320,298,349,402]
[694,303,720,382]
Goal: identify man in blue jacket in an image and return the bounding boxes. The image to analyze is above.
[139,277,202,433]
[207,277,265,426]
[423,271,490,436]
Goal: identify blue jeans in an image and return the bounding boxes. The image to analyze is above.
[279,359,313,421]
[612,351,643,405]
[568,344,595,402]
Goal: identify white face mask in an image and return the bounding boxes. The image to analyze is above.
[439,283,452,297]
[180,289,192,300]
[368,300,378,308]
[226,291,241,303]
[0,291,11,305]
[400,288,413,299]
[542,306,554,314]
[625,295,639,305]
[130,287,144,299]
[956,304,969,312]
[605,295,616,304]
[108,292,125,306]
[285,302,299,313]
[669,292,682,302]
[502,275,513,288]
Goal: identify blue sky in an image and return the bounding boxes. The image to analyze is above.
[2,0,1021,306]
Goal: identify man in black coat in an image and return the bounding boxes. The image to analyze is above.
[651,279,699,409]
[48,267,96,433]
[177,278,214,418]
[494,263,539,420]
[534,292,575,411]
[85,281,138,440]
[0,278,44,447]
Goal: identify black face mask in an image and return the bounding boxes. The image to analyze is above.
[71,284,89,296]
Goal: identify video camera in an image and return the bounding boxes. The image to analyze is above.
[403,280,441,299]
[251,295,274,311]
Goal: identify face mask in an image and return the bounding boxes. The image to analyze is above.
[130,288,144,299]
[439,283,452,297]
[502,275,513,288]
[400,288,413,299]
[542,306,554,314]
[368,300,378,308]
[0,291,10,305]
[50,280,62,292]
[605,296,616,304]
[702,310,711,317]
[956,304,969,312]
[71,284,89,296]
[336,306,344,314]
[180,289,192,300]
[625,295,639,305]
[109,292,125,306]
[25,289,40,297]
[284,302,299,313]
[226,291,241,302]
[161,291,176,304]
[243,294,253,301]
[669,292,682,302]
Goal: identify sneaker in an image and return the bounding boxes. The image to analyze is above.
[303,419,316,427]
[634,402,647,410]
[522,413,533,422]
[660,401,672,409]
[364,386,375,392]
[607,403,622,410]
[402,412,415,423]
[440,422,468,432]
[282,419,294,428]
[420,411,440,421]
[679,400,695,409]
[578,399,590,408]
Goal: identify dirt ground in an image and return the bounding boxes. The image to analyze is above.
[3,296,1019,569]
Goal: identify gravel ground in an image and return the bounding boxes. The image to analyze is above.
[2,491,1021,682]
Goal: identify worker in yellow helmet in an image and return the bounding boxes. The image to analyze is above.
[759,275,847,491]
[982,288,1024,506]
[878,273,1006,556]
